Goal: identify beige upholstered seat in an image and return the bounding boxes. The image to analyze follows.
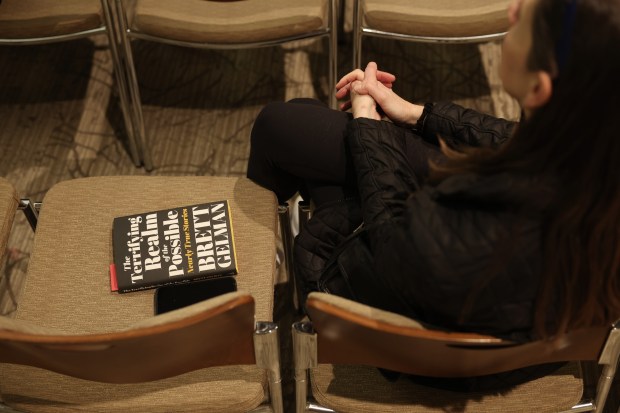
[0,176,283,412]
[353,0,511,68]
[112,0,338,171]
[0,0,102,39]
[0,0,142,167]
[293,292,620,413]
[131,1,330,45]
[310,363,583,412]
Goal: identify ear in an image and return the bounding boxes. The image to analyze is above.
[522,71,553,111]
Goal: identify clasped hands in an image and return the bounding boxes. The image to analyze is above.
[335,61,424,126]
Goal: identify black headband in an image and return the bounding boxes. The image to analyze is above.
[555,0,579,72]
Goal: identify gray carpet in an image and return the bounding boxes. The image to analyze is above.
[1,30,527,412]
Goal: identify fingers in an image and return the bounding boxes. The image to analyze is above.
[337,81,392,100]
[364,61,378,83]
[349,79,366,96]
[336,69,365,90]
[335,62,395,107]
[336,80,363,102]
[359,62,384,98]
[335,82,352,100]
[335,66,396,90]
[377,70,396,84]
[336,77,381,100]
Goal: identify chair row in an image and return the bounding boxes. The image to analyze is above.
[0,0,337,172]
[0,0,511,171]
[1,175,620,412]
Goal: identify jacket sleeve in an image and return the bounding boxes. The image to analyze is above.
[346,118,420,224]
[417,102,517,148]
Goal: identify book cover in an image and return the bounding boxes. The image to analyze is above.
[111,200,237,293]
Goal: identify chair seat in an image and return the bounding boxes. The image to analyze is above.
[311,363,583,413]
[129,0,328,44]
[362,0,510,38]
[0,176,279,412]
[0,0,103,39]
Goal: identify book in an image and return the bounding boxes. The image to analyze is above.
[110,200,237,293]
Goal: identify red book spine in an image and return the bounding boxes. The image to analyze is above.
[109,264,118,292]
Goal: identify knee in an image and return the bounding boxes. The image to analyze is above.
[250,101,286,148]
[287,97,325,107]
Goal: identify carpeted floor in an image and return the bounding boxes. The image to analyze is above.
[0,28,533,412]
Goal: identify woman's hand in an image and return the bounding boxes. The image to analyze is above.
[336,67,395,105]
[338,62,425,127]
[349,79,382,120]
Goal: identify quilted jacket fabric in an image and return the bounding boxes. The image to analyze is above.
[295,102,554,342]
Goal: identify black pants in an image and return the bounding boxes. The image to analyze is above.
[246,98,564,392]
[247,97,441,311]
[247,98,441,206]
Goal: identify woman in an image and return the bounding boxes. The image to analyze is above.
[247,0,620,344]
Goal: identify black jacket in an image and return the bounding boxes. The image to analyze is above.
[296,102,548,342]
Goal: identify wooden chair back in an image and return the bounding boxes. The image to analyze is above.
[0,292,256,383]
[306,294,610,377]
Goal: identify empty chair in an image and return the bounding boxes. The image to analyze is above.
[112,0,338,171]
[293,292,620,412]
[352,0,511,69]
[0,0,143,167]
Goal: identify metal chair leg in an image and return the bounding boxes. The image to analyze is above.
[18,199,39,231]
[279,201,313,313]
[113,0,153,171]
[254,322,283,413]
[278,204,294,285]
[328,0,338,109]
[101,0,142,168]
[595,327,620,413]
[352,0,363,69]
[293,321,318,413]
[297,201,312,234]
[279,203,305,313]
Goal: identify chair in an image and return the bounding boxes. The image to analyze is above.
[0,0,143,168]
[0,175,284,412]
[111,0,338,171]
[352,0,511,69]
[293,292,620,412]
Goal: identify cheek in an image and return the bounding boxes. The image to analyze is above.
[500,44,512,86]
[500,37,522,95]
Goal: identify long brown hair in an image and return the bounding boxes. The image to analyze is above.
[432,0,620,337]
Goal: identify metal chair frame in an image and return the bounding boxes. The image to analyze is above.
[278,200,312,313]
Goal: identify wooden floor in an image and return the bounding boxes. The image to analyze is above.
[2,28,617,412]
